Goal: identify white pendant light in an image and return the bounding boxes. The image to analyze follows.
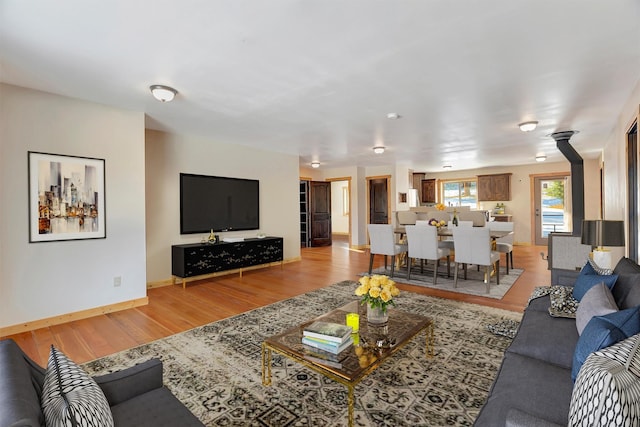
[373,146,385,154]
[311,161,320,168]
[150,85,178,102]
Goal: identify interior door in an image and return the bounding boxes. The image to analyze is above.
[533,175,570,246]
[310,181,332,247]
[369,178,389,224]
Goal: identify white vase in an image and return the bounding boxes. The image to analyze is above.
[367,304,389,324]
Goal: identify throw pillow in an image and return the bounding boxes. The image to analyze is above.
[572,274,618,302]
[580,260,598,276]
[588,257,614,276]
[569,334,640,426]
[548,285,579,318]
[572,307,640,381]
[41,345,114,427]
[575,282,619,335]
[612,257,640,309]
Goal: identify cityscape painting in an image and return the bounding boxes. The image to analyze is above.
[28,152,105,242]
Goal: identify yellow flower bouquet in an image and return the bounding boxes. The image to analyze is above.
[435,203,446,211]
[355,274,400,313]
[428,218,446,228]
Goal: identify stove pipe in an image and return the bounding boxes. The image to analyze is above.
[551,131,584,236]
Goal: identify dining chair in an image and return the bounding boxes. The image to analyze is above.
[488,221,514,274]
[404,225,450,283]
[367,224,408,277]
[439,220,473,250]
[458,210,487,227]
[452,226,500,293]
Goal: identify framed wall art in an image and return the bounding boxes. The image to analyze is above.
[28,151,106,242]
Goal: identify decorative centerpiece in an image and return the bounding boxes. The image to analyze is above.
[435,203,446,211]
[355,275,400,324]
[428,218,446,229]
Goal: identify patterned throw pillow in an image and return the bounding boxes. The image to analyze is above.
[548,285,579,318]
[569,333,640,426]
[41,345,114,427]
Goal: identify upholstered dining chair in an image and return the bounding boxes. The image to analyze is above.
[405,225,450,283]
[452,226,500,293]
[367,224,408,278]
[488,221,514,273]
[438,220,473,251]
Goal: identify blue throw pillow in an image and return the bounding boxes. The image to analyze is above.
[580,261,597,276]
[572,306,640,381]
[572,274,618,301]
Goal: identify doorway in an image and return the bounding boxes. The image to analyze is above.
[310,181,332,247]
[329,178,351,247]
[532,174,571,246]
[367,176,390,225]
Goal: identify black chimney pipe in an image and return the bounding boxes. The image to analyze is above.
[551,131,584,236]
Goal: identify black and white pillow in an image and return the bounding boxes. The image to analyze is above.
[569,333,640,426]
[548,285,579,318]
[41,345,114,427]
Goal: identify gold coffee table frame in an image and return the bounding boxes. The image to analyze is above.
[262,301,434,427]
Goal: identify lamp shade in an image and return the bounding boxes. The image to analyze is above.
[581,220,625,247]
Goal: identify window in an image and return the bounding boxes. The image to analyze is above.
[441,180,477,208]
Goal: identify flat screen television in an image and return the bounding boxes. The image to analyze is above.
[180,173,259,234]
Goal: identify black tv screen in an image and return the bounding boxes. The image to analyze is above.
[180,173,260,234]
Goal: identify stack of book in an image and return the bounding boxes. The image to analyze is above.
[302,321,354,355]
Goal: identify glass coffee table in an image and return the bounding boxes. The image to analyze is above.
[261,300,434,427]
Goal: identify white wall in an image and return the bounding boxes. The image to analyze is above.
[145,130,301,283]
[603,78,640,264]
[0,84,147,328]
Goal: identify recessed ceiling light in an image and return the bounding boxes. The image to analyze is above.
[536,155,547,162]
[150,85,178,102]
[373,146,386,154]
[311,161,320,168]
[443,165,452,169]
[519,121,538,132]
[386,113,400,120]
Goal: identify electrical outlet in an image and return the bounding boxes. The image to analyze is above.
[114,276,122,287]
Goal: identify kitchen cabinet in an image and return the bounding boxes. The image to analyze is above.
[478,173,511,201]
[421,179,436,203]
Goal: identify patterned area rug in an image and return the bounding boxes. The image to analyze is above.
[364,264,523,299]
[83,281,522,426]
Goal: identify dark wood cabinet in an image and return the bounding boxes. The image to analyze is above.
[421,179,436,203]
[478,173,511,201]
[172,237,283,287]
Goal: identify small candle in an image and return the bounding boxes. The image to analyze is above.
[346,312,360,332]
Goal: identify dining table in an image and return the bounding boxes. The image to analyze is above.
[392,226,513,275]
[394,226,513,240]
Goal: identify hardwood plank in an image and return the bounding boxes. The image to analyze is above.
[2,237,550,366]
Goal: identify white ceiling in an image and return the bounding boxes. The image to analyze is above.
[2,1,639,172]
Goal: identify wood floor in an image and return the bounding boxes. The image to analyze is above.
[4,236,550,366]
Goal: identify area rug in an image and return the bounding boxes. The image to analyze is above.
[83,281,522,426]
[363,264,523,299]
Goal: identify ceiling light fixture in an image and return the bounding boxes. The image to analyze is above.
[373,146,386,154]
[386,113,400,120]
[536,155,547,162]
[150,85,178,102]
[519,121,538,132]
[443,165,452,169]
[311,161,320,168]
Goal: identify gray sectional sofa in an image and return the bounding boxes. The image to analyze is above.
[474,257,640,426]
[0,338,204,427]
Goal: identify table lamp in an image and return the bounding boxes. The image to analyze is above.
[581,220,625,269]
